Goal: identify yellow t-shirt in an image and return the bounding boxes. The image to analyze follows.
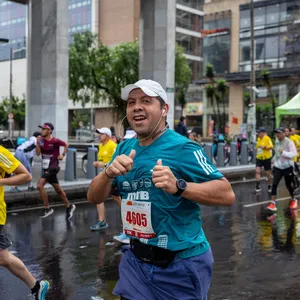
[290,135,300,161]
[256,135,273,160]
[0,146,20,225]
[98,139,117,163]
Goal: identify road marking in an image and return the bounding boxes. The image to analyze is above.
[243,196,295,208]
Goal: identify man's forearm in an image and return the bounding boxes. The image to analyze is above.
[87,171,114,204]
[36,144,41,156]
[0,173,32,186]
[182,178,235,206]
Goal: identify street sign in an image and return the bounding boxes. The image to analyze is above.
[8,112,14,119]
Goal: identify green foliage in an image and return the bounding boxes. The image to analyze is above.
[206,64,215,80]
[205,65,228,133]
[69,32,192,120]
[71,110,90,130]
[0,95,25,129]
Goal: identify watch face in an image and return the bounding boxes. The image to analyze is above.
[177,179,187,190]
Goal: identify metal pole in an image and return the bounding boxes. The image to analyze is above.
[249,0,256,142]
[9,47,13,139]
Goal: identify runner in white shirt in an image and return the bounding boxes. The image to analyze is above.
[11,132,41,192]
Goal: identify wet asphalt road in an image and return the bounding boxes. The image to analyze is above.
[1,180,300,300]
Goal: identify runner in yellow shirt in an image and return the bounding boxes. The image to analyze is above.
[90,127,117,231]
[0,146,49,299]
[255,127,274,193]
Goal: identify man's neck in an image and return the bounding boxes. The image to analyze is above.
[102,139,110,146]
[44,135,52,141]
[138,124,168,146]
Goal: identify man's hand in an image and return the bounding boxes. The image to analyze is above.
[36,136,42,144]
[93,161,104,168]
[152,159,178,194]
[58,154,64,160]
[105,149,136,178]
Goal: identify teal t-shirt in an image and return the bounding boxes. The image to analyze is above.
[112,129,223,258]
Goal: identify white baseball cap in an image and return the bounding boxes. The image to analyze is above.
[96,127,112,137]
[123,129,137,139]
[121,79,169,105]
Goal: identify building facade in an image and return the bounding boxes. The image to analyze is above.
[0,0,205,136]
[200,0,300,136]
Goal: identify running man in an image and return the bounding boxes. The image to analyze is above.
[0,145,49,299]
[286,127,300,175]
[36,123,76,219]
[255,127,274,193]
[267,127,298,212]
[88,79,235,300]
[11,131,41,192]
[90,127,117,231]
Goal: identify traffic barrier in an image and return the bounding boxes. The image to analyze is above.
[87,147,98,179]
[64,148,77,181]
[240,141,249,165]
[229,142,237,166]
[203,143,213,162]
[217,143,225,167]
[252,147,256,164]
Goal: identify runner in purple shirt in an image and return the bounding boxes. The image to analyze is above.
[36,123,76,219]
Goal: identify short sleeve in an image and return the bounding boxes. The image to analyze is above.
[55,138,66,147]
[0,146,20,174]
[179,142,223,183]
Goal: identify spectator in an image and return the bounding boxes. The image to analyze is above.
[175,116,188,137]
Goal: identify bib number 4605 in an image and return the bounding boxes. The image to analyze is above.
[126,211,147,227]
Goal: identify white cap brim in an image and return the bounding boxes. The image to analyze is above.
[121,84,158,100]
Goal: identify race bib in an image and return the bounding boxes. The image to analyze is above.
[257,148,263,155]
[121,199,156,239]
[42,158,50,169]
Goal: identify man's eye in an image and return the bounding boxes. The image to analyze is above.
[142,99,151,104]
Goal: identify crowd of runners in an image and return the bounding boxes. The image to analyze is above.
[0,79,299,299]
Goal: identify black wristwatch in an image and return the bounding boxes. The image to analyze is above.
[173,179,187,197]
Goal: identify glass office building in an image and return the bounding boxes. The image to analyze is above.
[203,10,231,75]
[239,0,300,72]
[0,0,92,61]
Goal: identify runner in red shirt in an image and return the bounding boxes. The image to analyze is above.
[36,123,76,219]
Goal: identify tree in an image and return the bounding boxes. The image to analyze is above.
[175,45,192,114]
[0,95,26,130]
[260,69,277,131]
[205,64,228,133]
[69,32,192,121]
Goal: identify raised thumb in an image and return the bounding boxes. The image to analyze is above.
[156,159,162,165]
[129,149,136,160]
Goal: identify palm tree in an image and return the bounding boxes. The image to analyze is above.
[216,79,228,132]
[260,69,277,131]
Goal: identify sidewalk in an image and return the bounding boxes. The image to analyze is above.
[5,163,256,211]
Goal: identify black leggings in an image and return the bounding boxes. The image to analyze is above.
[271,166,296,198]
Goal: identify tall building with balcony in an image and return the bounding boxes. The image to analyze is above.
[199,0,300,136]
[0,0,205,134]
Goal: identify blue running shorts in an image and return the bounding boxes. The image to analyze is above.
[113,246,214,300]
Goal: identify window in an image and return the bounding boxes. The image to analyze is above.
[176,9,202,32]
[266,4,279,25]
[254,7,265,27]
[240,9,250,29]
[265,36,278,58]
[255,37,265,60]
[240,39,250,62]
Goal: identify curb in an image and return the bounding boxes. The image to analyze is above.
[6,165,255,211]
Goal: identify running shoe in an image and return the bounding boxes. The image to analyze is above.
[27,186,36,192]
[266,202,277,212]
[289,199,298,210]
[10,187,21,193]
[255,187,261,193]
[113,233,130,244]
[90,220,109,231]
[66,204,76,220]
[268,185,272,193]
[40,208,54,218]
[267,213,276,223]
[31,280,50,300]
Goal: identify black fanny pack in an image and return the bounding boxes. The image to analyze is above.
[130,239,184,268]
